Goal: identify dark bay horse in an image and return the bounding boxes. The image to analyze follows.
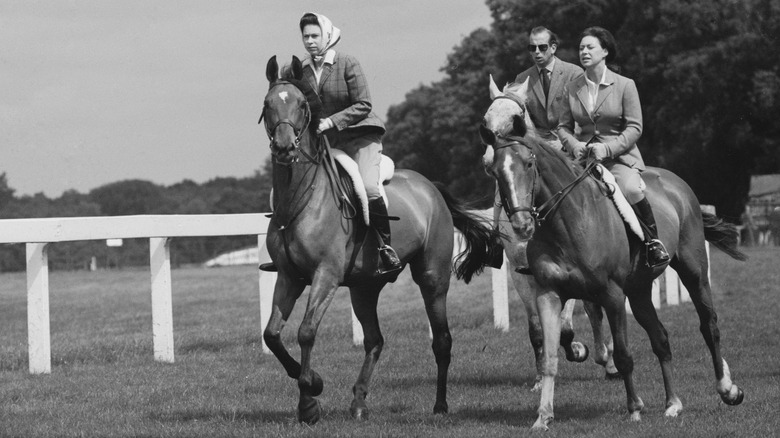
[260,55,499,424]
[480,78,745,430]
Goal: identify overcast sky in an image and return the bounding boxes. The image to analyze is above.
[1,1,492,197]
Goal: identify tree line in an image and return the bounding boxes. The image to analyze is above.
[382,0,780,221]
[0,167,272,272]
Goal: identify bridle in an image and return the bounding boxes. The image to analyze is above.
[485,96,598,227]
[259,81,319,165]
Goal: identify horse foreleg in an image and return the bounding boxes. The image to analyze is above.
[604,293,644,421]
[263,277,306,379]
[532,290,563,431]
[348,285,385,421]
[296,275,340,424]
[560,299,589,363]
[583,301,619,378]
[511,271,544,391]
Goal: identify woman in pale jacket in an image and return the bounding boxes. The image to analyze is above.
[557,26,670,268]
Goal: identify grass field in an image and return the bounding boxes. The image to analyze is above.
[0,247,778,437]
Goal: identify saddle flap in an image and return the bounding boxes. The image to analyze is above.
[595,164,645,241]
[331,149,393,226]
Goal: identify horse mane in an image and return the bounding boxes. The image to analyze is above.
[502,82,529,107]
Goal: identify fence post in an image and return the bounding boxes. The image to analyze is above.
[257,235,274,354]
[149,237,174,363]
[491,253,510,331]
[27,242,51,374]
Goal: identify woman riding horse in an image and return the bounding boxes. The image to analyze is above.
[261,12,400,274]
[557,27,670,268]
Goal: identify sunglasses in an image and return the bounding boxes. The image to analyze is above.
[527,44,550,52]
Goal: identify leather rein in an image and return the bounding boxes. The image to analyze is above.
[489,111,598,227]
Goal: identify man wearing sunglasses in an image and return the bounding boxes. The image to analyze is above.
[513,26,583,149]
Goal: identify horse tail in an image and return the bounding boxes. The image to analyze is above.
[433,182,501,283]
[702,212,748,261]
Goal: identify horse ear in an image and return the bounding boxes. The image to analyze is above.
[291,56,304,80]
[489,74,503,100]
[513,114,527,137]
[517,77,529,99]
[479,123,495,145]
[266,55,278,82]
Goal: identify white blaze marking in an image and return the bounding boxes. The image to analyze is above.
[278,91,289,103]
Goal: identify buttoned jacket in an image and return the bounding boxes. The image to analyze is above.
[514,57,583,140]
[557,68,644,169]
[301,51,385,140]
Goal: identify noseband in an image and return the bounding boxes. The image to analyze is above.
[259,81,317,165]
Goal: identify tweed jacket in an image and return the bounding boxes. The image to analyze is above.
[557,68,645,169]
[514,57,583,140]
[301,51,385,140]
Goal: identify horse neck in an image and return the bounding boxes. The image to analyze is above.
[271,133,332,227]
[535,150,615,238]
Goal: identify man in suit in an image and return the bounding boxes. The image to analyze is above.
[514,27,583,149]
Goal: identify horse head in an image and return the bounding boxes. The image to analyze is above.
[480,75,539,240]
[261,55,316,165]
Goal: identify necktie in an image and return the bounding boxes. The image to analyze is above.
[541,68,551,100]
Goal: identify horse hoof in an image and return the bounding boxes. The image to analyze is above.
[531,414,552,431]
[664,400,683,417]
[350,401,369,421]
[566,342,589,363]
[297,397,321,425]
[605,371,622,380]
[629,411,642,422]
[721,387,744,406]
[433,401,448,415]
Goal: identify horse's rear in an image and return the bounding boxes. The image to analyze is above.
[641,166,745,409]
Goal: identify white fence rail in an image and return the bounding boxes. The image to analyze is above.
[0,212,706,375]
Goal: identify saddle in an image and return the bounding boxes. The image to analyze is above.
[329,149,395,226]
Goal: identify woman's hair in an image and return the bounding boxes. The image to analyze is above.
[299,13,319,33]
[580,26,617,63]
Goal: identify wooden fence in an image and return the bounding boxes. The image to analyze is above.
[0,212,707,374]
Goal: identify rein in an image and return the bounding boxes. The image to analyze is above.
[494,134,598,227]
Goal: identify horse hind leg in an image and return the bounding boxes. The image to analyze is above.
[411,260,452,415]
[583,301,620,379]
[559,299,589,363]
[625,288,682,418]
[348,284,386,421]
[671,250,744,406]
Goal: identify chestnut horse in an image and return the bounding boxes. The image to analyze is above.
[260,55,499,424]
[480,78,745,430]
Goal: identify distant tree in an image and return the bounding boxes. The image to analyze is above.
[89,180,166,216]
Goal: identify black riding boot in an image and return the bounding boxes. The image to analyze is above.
[632,198,670,268]
[369,198,402,274]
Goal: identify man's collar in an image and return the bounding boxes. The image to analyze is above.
[538,56,556,73]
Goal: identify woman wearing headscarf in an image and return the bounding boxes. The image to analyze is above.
[557,26,670,267]
[298,12,400,274]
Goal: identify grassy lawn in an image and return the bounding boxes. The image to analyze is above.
[0,247,777,437]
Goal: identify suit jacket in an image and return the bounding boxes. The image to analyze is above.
[557,68,644,169]
[301,51,385,141]
[514,57,583,140]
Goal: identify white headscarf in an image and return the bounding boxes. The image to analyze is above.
[305,12,341,61]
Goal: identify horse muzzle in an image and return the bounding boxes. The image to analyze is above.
[509,212,535,241]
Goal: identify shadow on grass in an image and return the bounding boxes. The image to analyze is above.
[149,408,293,424]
